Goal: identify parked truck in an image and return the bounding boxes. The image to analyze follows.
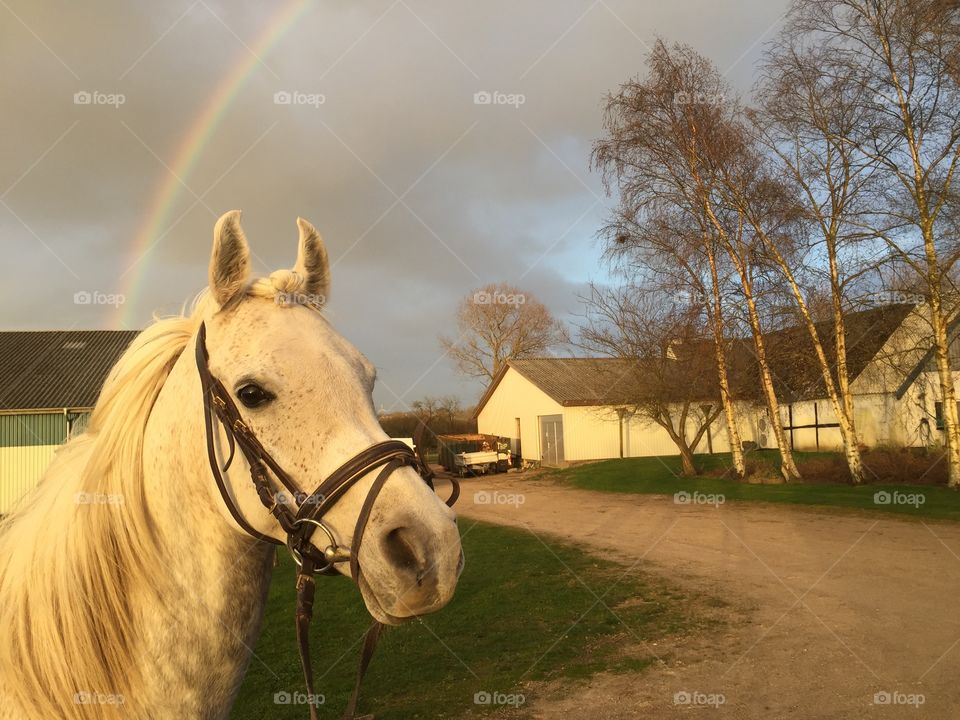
[437,433,511,476]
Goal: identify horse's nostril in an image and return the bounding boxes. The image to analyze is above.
[383,527,421,574]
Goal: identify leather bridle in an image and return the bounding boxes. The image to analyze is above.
[194,321,459,719]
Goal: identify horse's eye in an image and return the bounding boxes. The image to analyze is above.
[237,384,273,409]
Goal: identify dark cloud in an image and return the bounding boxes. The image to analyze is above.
[1,0,789,408]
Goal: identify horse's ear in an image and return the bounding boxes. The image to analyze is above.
[210,210,251,307]
[294,217,330,306]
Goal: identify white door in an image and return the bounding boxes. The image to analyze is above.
[539,415,564,465]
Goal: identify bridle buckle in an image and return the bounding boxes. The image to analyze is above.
[287,517,347,572]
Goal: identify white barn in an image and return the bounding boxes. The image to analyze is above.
[475,304,957,466]
[474,357,743,466]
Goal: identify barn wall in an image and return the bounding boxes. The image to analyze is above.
[0,411,89,515]
[476,368,564,462]
[562,406,621,460]
[778,400,843,451]
[561,404,747,462]
[620,403,744,458]
[884,370,960,448]
[728,401,759,449]
[780,378,959,452]
[622,411,680,457]
[787,396,890,450]
[0,413,64,514]
[852,306,928,395]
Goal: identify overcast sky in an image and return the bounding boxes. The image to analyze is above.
[1,0,790,409]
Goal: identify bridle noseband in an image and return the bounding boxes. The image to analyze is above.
[194,321,459,719]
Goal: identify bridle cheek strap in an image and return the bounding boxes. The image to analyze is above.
[295,459,399,720]
[195,322,459,720]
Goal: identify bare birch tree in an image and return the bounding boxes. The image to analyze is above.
[600,207,748,477]
[712,135,871,483]
[753,41,881,480]
[787,0,960,485]
[594,40,801,481]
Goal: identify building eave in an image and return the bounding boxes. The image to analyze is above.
[0,407,94,416]
[893,314,960,400]
[471,363,513,419]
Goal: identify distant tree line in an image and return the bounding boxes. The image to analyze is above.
[379,396,477,452]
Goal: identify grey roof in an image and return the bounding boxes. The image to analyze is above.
[506,357,647,406]
[728,303,917,402]
[473,358,651,417]
[0,331,139,411]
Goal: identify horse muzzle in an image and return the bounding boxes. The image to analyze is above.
[354,501,463,624]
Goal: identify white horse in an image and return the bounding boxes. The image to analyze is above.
[0,212,463,719]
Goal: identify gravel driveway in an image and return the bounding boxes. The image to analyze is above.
[437,472,960,719]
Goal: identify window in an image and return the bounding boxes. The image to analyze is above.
[933,401,960,430]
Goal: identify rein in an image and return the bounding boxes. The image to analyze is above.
[194,321,458,719]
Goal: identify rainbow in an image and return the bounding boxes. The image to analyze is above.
[117,0,311,327]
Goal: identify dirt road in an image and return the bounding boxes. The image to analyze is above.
[438,472,960,719]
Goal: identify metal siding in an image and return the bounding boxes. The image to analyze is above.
[0,413,67,446]
[0,412,76,515]
[562,406,621,460]
[567,405,737,461]
[620,409,685,458]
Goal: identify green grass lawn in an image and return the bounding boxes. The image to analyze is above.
[232,521,718,719]
[551,452,960,521]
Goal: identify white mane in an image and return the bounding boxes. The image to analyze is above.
[0,273,316,720]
